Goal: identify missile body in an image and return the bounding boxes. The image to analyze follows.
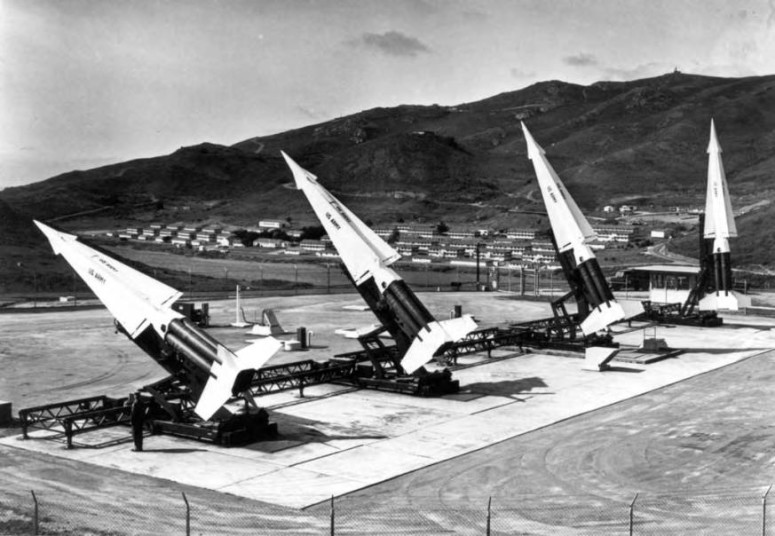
[281,152,477,374]
[698,120,749,311]
[521,123,625,335]
[34,221,280,420]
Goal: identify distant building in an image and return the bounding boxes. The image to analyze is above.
[299,239,325,252]
[476,229,491,238]
[593,225,634,243]
[396,244,417,256]
[447,229,476,240]
[620,265,700,305]
[402,225,437,238]
[201,226,222,235]
[373,227,395,238]
[254,237,286,249]
[259,220,288,230]
[506,229,537,240]
[195,233,217,243]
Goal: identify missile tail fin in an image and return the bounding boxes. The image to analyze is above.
[400,317,477,374]
[195,339,282,420]
[579,301,626,336]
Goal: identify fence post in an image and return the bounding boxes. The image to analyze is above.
[764,484,772,536]
[330,495,335,536]
[485,496,491,536]
[533,269,538,296]
[182,492,190,536]
[519,266,524,296]
[629,493,638,536]
[30,490,39,535]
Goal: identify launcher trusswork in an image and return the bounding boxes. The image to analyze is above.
[34,221,281,421]
[521,123,626,336]
[281,152,477,374]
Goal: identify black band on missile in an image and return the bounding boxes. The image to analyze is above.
[165,332,218,378]
[167,319,223,365]
[382,279,436,337]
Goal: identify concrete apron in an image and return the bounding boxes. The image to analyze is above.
[2,316,773,509]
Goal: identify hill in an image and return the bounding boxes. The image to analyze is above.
[2,71,775,292]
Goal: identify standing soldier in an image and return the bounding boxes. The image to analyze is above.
[130,391,147,452]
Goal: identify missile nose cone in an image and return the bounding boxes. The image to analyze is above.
[280,151,316,190]
[520,122,545,160]
[33,220,74,254]
[707,118,722,154]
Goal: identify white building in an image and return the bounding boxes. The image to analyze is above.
[259,220,288,230]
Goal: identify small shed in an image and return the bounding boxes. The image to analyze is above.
[621,264,700,305]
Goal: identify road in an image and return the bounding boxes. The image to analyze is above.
[644,242,698,265]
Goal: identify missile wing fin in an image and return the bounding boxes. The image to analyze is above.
[400,316,477,374]
[521,123,596,254]
[704,119,737,239]
[281,151,400,284]
[194,341,280,421]
[34,221,182,337]
[234,336,283,369]
[400,322,450,375]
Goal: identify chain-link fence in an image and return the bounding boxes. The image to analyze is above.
[2,487,773,535]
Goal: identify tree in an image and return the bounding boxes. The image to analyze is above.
[300,225,326,240]
[387,227,400,244]
[436,221,449,235]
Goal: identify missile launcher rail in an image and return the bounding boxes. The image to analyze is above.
[19,395,129,448]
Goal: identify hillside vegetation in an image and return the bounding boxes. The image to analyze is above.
[2,71,775,292]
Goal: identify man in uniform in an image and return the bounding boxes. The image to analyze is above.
[130,391,147,452]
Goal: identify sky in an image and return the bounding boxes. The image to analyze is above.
[2,0,774,189]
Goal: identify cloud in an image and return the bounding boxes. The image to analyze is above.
[349,31,430,57]
[601,62,670,81]
[510,68,536,79]
[295,105,327,121]
[462,10,488,22]
[564,53,599,67]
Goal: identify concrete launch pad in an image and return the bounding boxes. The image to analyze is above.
[2,292,772,508]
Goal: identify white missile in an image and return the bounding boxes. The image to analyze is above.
[281,151,477,374]
[703,119,736,253]
[34,221,281,420]
[521,122,625,335]
[698,119,750,311]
